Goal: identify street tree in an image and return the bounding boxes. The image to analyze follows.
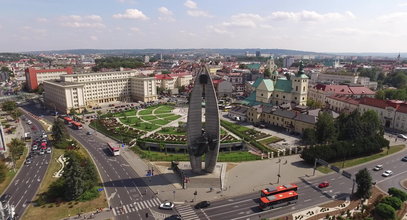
[361,110,384,136]
[1,101,17,112]
[0,161,7,183]
[355,168,373,199]
[315,112,337,144]
[375,203,396,220]
[52,119,69,144]
[302,128,317,145]
[63,152,85,201]
[388,187,407,202]
[8,138,25,161]
[381,196,402,210]
[69,108,77,115]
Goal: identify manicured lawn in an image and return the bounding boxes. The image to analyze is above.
[119,117,142,125]
[155,113,174,118]
[132,122,160,131]
[317,145,405,174]
[151,119,171,126]
[163,115,181,121]
[221,120,250,132]
[141,115,158,121]
[158,127,185,135]
[23,145,107,220]
[259,136,284,146]
[131,146,261,162]
[138,109,154,115]
[154,110,172,114]
[0,147,28,194]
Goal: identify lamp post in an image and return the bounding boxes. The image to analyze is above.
[277,159,281,184]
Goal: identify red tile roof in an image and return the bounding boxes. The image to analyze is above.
[314,84,352,95]
[155,74,173,80]
[348,86,375,95]
[359,97,406,110]
[327,95,360,105]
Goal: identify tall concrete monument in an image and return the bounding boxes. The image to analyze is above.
[187,66,220,174]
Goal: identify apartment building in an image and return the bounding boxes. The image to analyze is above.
[308,84,375,106]
[25,67,73,90]
[43,70,157,113]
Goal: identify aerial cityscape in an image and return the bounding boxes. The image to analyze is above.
[1,1,407,220]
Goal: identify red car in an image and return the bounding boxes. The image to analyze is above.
[318,181,330,188]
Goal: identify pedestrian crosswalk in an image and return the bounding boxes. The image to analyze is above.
[112,198,161,216]
[176,205,200,220]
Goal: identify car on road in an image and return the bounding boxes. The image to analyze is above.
[164,215,181,220]
[402,156,407,162]
[318,181,330,188]
[46,147,52,154]
[373,165,383,171]
[0,194,11,203]
[27,120,32,125]
[194,201,210,209]
[86,131,92,135]
[32,145,38,150]
[397,134,407,139]
[159,201,174,210]
[382,170,393,177]
[25,158,32,165]
[39,149,45,155]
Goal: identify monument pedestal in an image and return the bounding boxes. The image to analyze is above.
[178,162,225,188]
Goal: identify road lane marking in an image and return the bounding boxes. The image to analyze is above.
[304,199,312,202]
[203,198,253,211]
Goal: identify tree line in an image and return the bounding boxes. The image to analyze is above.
[301,110,389,164]
[92,57,144,72]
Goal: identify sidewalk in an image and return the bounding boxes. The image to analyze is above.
[60,208,113,220]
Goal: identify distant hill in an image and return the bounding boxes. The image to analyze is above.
[25,48,331,57]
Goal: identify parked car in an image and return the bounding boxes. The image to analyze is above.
[159,201,174,210]
[382,170,393,177]
[397,134,407,139]
[318,181,330,188]
[194,201,210,209]
[402,156,407,162]
[373,165,383,171]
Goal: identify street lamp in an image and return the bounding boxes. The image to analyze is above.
[277,159,281,184]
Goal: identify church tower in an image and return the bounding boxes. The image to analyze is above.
[291,61,309,105]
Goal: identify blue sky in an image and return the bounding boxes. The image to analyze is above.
[1,0,407,53]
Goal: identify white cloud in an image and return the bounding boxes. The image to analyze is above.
[222,13,265,28]
[328,27,393,37]
[207,25,229,34]
[112,9,149,20]
[184,0,197,9]
[90,36,98,41]
[378,12,407,23]
[59,15,105,29]
[187,10,212,17]
[398,2,407,7]
[116,0,136,3]
[130,27,139,32]
[270,10,355,22]
[21,26,48,36]
[158,7,176,22]
[158,7,173,16]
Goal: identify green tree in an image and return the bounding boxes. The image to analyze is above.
[10,109,22,120]
[361,110,383,136]
[336,111,363,141]
[52,119,69,144]
[306,98,323,109]
[8,138,25,161]
[355,168,372,199]
[1,101,17,112]
[375,203,396,220]
[0,161,7,183]
[264,68,271,78]
[63,152,85,201]
[315,112,337,144]
[69,108,77,115]
[388,187,407,202]
[381,196,402,210]
[302,128,317,145]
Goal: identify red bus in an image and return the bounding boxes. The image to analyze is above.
[71,121,83,130]
[259,191,298,211]
[64,117,73,125]
[260,184,298,197]
[107,142,120,156]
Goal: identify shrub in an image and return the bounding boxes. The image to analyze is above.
[381,196,402,210]
[78,187,100,202]
[375,203,396,220]
[388,187,407,202]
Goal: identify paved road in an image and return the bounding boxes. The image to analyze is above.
[176,146,407,220]
[22,103,176,220]
[1,112,51,219]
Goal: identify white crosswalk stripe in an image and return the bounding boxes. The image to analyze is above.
[112,198,162,216]
[176,205,200,220]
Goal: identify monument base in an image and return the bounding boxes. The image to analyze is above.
[154,162,226,189]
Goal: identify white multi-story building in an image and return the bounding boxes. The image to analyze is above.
[43,70,157,113]
[25,67,73,91]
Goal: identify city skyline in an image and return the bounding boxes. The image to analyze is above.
[1,0,407,53]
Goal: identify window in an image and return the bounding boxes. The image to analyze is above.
[296,86,298,91]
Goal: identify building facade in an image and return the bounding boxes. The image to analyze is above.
[308,84,375,106]
[25,67,73,90]
[43,70,157,113]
